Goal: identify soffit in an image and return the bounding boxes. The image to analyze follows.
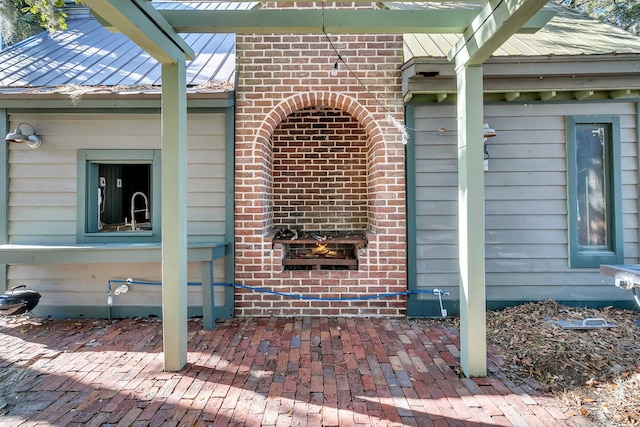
[402,2,640,102]
[92,0,551,68]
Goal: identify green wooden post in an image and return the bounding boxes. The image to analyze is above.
[201,260,214,330]
[1,110,8,292]
[456,64,487,377]
[161,60,188,371]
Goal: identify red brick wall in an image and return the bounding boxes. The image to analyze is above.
[234,3,407,317]
[272,106,369,231]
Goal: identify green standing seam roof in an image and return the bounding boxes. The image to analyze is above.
[1,2,638,93]
[402,2,640,60]
[0,3,255,94]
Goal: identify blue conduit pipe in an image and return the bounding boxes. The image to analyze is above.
[106,279,451,316]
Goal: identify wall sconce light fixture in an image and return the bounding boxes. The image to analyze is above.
[483,122,497,139]
[5,122,42,149]
[483,122,497,171]
[432,123,497,139]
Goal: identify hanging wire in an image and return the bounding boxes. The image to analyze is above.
[321,1,409,144]
[319,2,494,143]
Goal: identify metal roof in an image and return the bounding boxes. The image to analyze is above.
[0,3,251,94]
[402,2,640,60]
[1,1,638,95]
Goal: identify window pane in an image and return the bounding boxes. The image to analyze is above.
[79,149,160,243]
[97,164,152,232]
[576,124,607,247]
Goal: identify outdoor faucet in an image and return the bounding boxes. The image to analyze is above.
[130,191,149,230]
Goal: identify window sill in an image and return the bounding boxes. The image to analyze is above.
[81,230,159,244]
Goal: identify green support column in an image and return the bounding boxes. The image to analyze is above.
[161,60,188,371]
[456,64,487,377]
[1,110,8,292]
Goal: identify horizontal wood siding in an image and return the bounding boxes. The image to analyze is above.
[7,262,215,307]
[6,112,228,308]
[413,101,638,304]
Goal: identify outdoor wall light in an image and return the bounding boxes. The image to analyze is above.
[5,122,42,149]
[432,122,497,139]
[331,61,339,76]
[483,122,497,155]
[483,122,497,139]
[426,122,497,170]
[483,122,497,171]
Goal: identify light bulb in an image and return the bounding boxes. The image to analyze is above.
[330,62,339,77]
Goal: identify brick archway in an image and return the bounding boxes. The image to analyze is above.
[254,92,388,233]
[254,92,384,152]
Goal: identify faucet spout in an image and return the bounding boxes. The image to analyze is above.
[130,191,149,230]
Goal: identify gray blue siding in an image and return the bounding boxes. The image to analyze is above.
[410,101,639,315]
[5,111,229,315]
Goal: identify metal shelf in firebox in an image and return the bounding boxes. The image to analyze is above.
[271,230,368,271]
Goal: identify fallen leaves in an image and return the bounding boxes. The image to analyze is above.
[590,373,640,426]
[485,300,640,427]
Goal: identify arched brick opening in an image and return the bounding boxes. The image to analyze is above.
[271,106,369,232]
[254,92,384,154]
[254,92,386,234]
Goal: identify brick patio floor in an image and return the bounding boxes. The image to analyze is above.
[0,316,594,427]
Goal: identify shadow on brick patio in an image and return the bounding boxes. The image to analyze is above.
[0,316,593,426]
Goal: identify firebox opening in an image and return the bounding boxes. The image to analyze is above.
[284,243,358,271]
[272,229,367,271]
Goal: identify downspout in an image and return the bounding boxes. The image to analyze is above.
[404,104,418,314]
[224,104,235,317]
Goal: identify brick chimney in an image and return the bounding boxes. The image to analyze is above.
[234,2,407,317]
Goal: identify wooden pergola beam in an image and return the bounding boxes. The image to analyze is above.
[447,0,549,377]
[148,8,553,34]
[84,0,194,64]
[448,0,549,67]
[83,0,192,372]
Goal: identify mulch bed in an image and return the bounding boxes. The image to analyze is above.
[482,301,640,427]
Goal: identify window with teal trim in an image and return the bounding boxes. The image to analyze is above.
[567,116,623,268]
[77,150,161,243]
